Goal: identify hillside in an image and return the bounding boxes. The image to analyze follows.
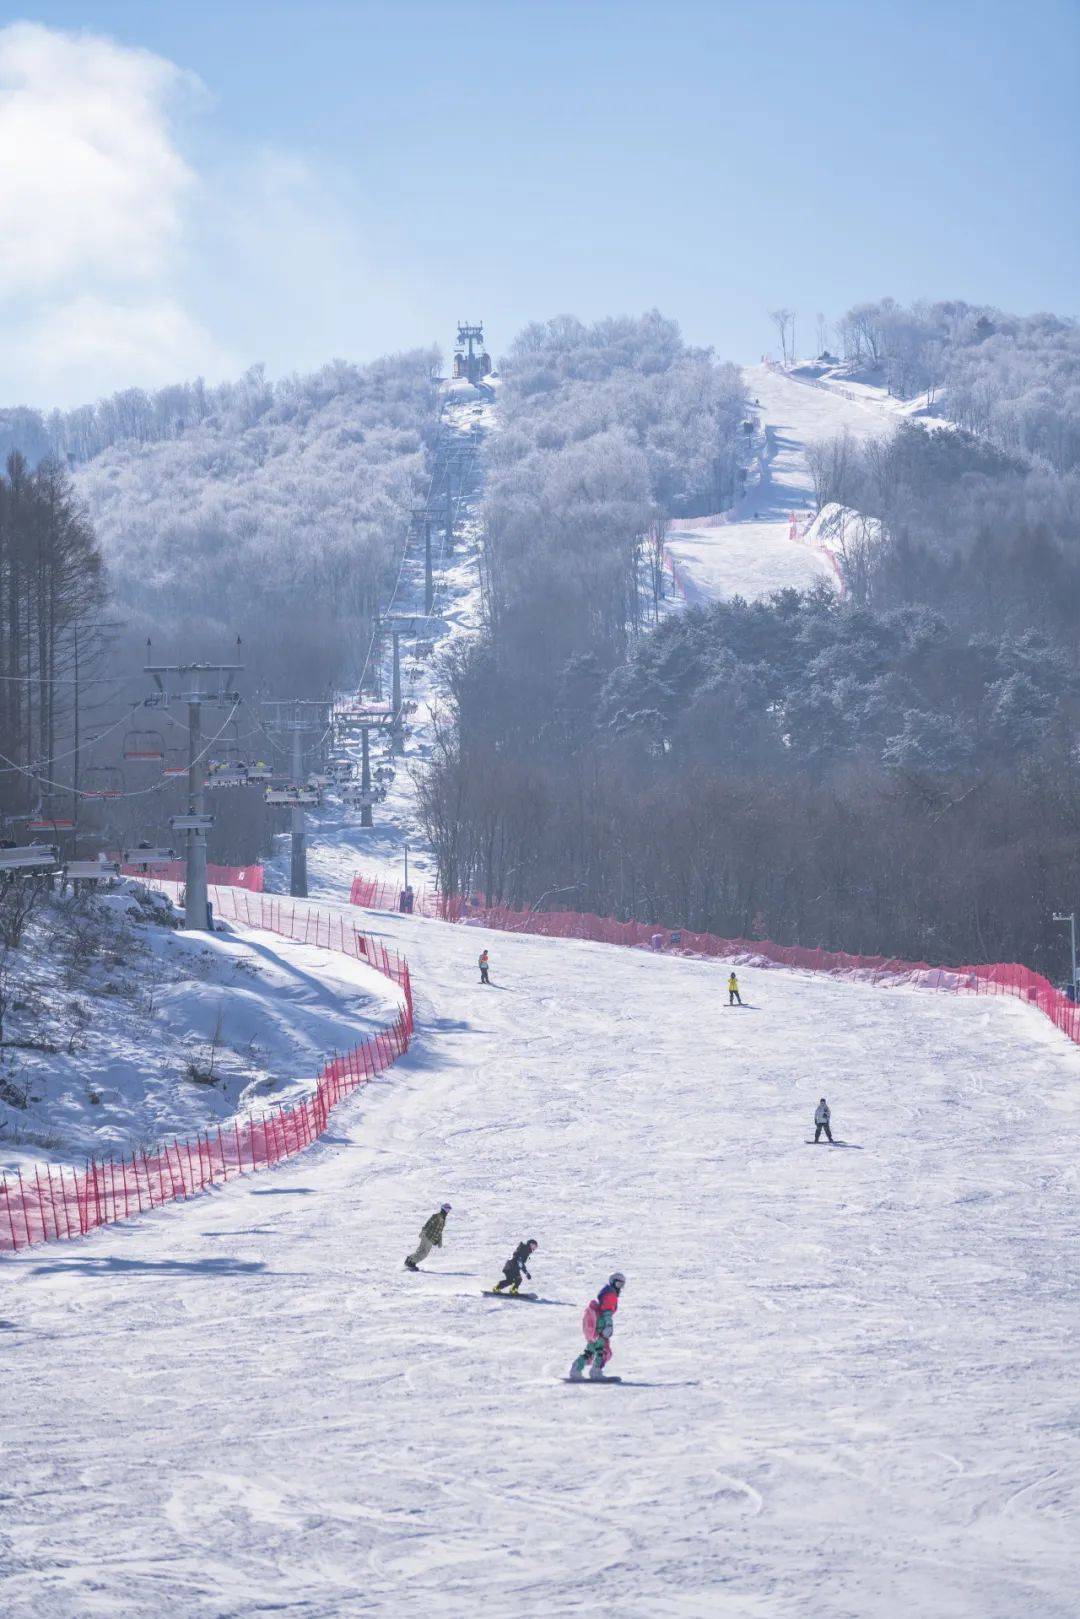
[0,883,401,1176]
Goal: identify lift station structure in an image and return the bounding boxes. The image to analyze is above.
[453,322,492,385]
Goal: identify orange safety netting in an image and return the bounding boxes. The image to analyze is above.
[349,873,1080,1049]
[1,885,412,1253]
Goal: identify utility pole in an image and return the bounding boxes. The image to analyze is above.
[391,629,402,720]
[146,656,243,932]
[187,696,208,926]
[290,723,307,899]
[1053,911,1078,998]
[360,726,373,829]
[261,698,331,899]
[424,519,434,615]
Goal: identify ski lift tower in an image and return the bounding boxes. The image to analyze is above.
[333,700,394,828]
[260,699,332,898]
[143,654,243,931]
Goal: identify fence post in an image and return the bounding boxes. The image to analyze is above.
[2,1175,20,1251]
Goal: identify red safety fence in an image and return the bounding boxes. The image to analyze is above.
[1,886,412,1253]
[117,860,265,891]
[350,872,1080,1050]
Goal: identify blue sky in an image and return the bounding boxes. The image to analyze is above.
[3,0,1078,403]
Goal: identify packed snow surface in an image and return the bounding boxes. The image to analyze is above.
[664,362,892,604]
[4,902,1079,1617]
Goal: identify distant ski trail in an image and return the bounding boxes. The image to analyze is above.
[663,361,892,605]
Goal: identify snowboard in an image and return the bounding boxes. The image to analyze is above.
[482,1290,538,1300]
[564,1375,622,1384]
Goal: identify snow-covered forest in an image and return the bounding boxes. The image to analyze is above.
[2,351,440,695]
[482,312,747,676]
[420,303,1080,972]
[830,297,1080,471]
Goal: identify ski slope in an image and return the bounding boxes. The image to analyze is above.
[664,362,893,604]
[4,905,1079,1617]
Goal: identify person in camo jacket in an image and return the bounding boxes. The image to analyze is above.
[404,1203,451,1270]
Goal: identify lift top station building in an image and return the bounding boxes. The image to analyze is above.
[452,323,492,385]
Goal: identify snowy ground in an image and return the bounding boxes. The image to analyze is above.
[664,362,893,605]
[791,361,948,427]
[0,886,400,1178]
[4,905,1079,1617]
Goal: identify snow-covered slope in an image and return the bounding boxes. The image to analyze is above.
[664,361,893,604]
[791,360,948,426]
[0,886,399,1178]
[4,902,1078,1617]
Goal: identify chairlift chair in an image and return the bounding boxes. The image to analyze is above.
[206,764,249,788]
[162,748,187,779]
[123,728,166,762]
[83,766,123,800]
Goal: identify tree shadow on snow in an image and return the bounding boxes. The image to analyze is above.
[30,1255,267,1278]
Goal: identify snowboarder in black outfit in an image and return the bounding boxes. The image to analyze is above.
[814,1098,833,1143]
[479,949,490,985]
[493,1238,538,1295]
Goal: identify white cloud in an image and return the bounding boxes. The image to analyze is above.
[0,22,415,408]
[0,22,228,404]
[12,292,231,400]
[0,22,197,293]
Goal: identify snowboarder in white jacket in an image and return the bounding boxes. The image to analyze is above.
[814,1098,833,1143]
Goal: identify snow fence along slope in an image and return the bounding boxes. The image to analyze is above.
[0,884,413,1252]
[350,874,1080,1053]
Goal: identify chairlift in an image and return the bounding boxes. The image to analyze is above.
[122,845,178,868]
[206,764,249,788]
[162,748,187,779]
[27,815,75,832]
[265,783,316,806]
[83,766,123,800]
[123,728,165,762]
[246,761,272,783]
[307,773,331,790]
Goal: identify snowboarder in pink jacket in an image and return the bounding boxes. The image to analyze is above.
[569,1273,625,1380]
